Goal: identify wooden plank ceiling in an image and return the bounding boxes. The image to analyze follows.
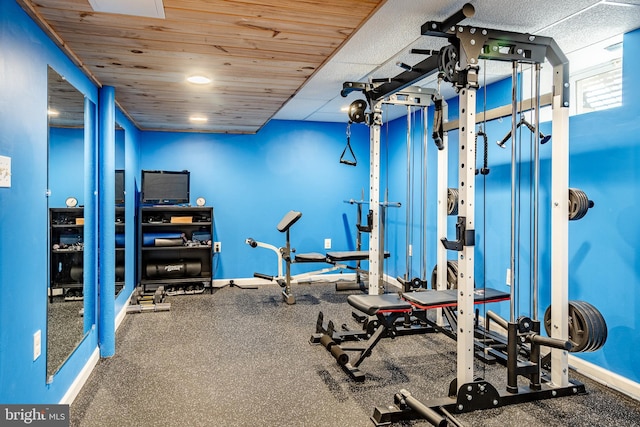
[19,0,384,133]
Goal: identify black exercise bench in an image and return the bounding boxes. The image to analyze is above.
[311,287,510,381]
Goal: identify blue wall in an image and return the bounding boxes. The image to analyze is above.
[0,0,99,403]
[140,120,370,279]
[49,127,84,207]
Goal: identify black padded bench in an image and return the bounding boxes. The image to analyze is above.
[347,293,412,315]
[294,252,327,263]
[327,250,390,262]
[402,288,510,309]
[312,287,510,382]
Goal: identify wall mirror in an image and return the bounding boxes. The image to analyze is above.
[115,123,125,297]
[47,65,92,380]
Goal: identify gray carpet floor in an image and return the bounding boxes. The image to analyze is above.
[70,283,640,426]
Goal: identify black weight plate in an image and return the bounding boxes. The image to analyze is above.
[586,301,607,350]
[570,301,595,352]
[569,188,590,220]
[545,303,591,352]
[574,300,607,351]
[448,188,459,215]
[570,301,598,352]
[430,260,458,290]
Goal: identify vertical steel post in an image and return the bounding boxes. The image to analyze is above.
[405,106,412,280]
[533,64,541,320]
[368,102,383,295]
[457,86,476,386]
[422,106,428,281]
[550,66,570,388]
[509,63,518,323]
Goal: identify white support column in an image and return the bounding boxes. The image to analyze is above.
[550,93,570,387]
[368,103,383,295]
[457,87,476,386]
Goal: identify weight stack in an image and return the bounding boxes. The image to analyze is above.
[145,260,202,278]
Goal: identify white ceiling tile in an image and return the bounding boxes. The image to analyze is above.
[278,0,640,123]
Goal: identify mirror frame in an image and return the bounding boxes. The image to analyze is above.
[46,65,95,382]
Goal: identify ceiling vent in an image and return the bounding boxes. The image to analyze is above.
[88,0,165,19]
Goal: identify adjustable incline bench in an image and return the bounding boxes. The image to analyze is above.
[311,287,510,381]
[246,210,388,304]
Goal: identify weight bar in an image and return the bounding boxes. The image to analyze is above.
[127,302,171,313]
[394,389,447,427]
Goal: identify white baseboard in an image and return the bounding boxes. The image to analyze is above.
[569,355,640,401]
[211,273,358,289]
[211,273,403,290]
[59,346,99,405]
[115,291,132,330]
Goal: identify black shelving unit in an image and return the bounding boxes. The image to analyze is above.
[115,206,125,294]
[138,206,213,294]
[49,208,85,302]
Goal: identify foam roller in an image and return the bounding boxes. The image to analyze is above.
[330,345,349,366]
[145,260,201,278]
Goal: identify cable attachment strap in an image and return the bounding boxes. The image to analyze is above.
[340,122,357,166]
[432,96,444,150]
[475,127,490,175]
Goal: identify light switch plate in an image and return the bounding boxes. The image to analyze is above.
[0,155,11,188]
[33,330,41,361]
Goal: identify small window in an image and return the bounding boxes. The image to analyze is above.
[569,35,623,116]
[575,59,622,114]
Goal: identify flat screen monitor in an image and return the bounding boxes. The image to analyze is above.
[141,170,190,205]
[115,169,125,205]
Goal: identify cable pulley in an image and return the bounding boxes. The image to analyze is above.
[568,188,594,220]
[438,45,458,83]
[348,99,367,123]
[543,301,607,352]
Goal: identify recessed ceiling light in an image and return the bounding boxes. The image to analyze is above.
[47,109,59,116]
[189,116,208,123]
[187,75,211,85]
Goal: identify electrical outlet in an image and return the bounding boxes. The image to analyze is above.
[214,241,221,253]
[324,238,331,249]
[33,330,41,361]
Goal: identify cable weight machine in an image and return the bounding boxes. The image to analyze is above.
[341,3,606,425]
[346,85,438,295]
